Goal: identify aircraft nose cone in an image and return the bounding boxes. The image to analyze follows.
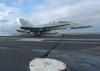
[87,25,93,28]
[87,25,92,27]
[90,25,92,27]
[82,25,92,28]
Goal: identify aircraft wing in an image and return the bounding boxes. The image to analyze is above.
[44,24,70,28]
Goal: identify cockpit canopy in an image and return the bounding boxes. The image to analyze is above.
[53,21,70,23]
[58,21,69,23]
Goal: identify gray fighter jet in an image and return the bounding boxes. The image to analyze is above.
[17,18,92,37]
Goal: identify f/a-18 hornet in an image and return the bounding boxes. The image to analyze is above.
[17,18,92,37]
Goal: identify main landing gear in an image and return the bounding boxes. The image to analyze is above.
[33,32,42,37]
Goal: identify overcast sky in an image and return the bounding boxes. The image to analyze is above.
[0,0,100,33]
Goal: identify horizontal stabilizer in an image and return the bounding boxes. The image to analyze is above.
[17,29,30,33]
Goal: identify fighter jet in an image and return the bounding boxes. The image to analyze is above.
[17,18,92,37]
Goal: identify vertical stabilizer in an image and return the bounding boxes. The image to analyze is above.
[19,18,33,27]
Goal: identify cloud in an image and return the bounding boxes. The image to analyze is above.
[0,18,8,22]
[28,0,100,33]
[0,3,21,32]
[44,0,81,7]
[10,0,23,5]
[0,3,21,19]
[31,0,100,23]
[10,0,36,6]
[8,20,20,29]
[0,3,20,13]
[0,3,21,22]
[0,0,100,33]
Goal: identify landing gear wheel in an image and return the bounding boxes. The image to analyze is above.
[33,32,42,37]
[60,30,64,37]
[37,32,42,36]
[60,34,63,37]
[38,34,41,36]
[33,34,37,37]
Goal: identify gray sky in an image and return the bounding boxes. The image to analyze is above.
[0,0,100,33]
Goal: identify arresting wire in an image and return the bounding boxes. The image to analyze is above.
[39,38,62,58]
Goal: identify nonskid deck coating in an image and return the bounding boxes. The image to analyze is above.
[0,36,100,71]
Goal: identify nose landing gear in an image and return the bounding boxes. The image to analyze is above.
[60,34,64,37]
[60,31,64,37]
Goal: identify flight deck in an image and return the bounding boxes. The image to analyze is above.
[0,34,100,71]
